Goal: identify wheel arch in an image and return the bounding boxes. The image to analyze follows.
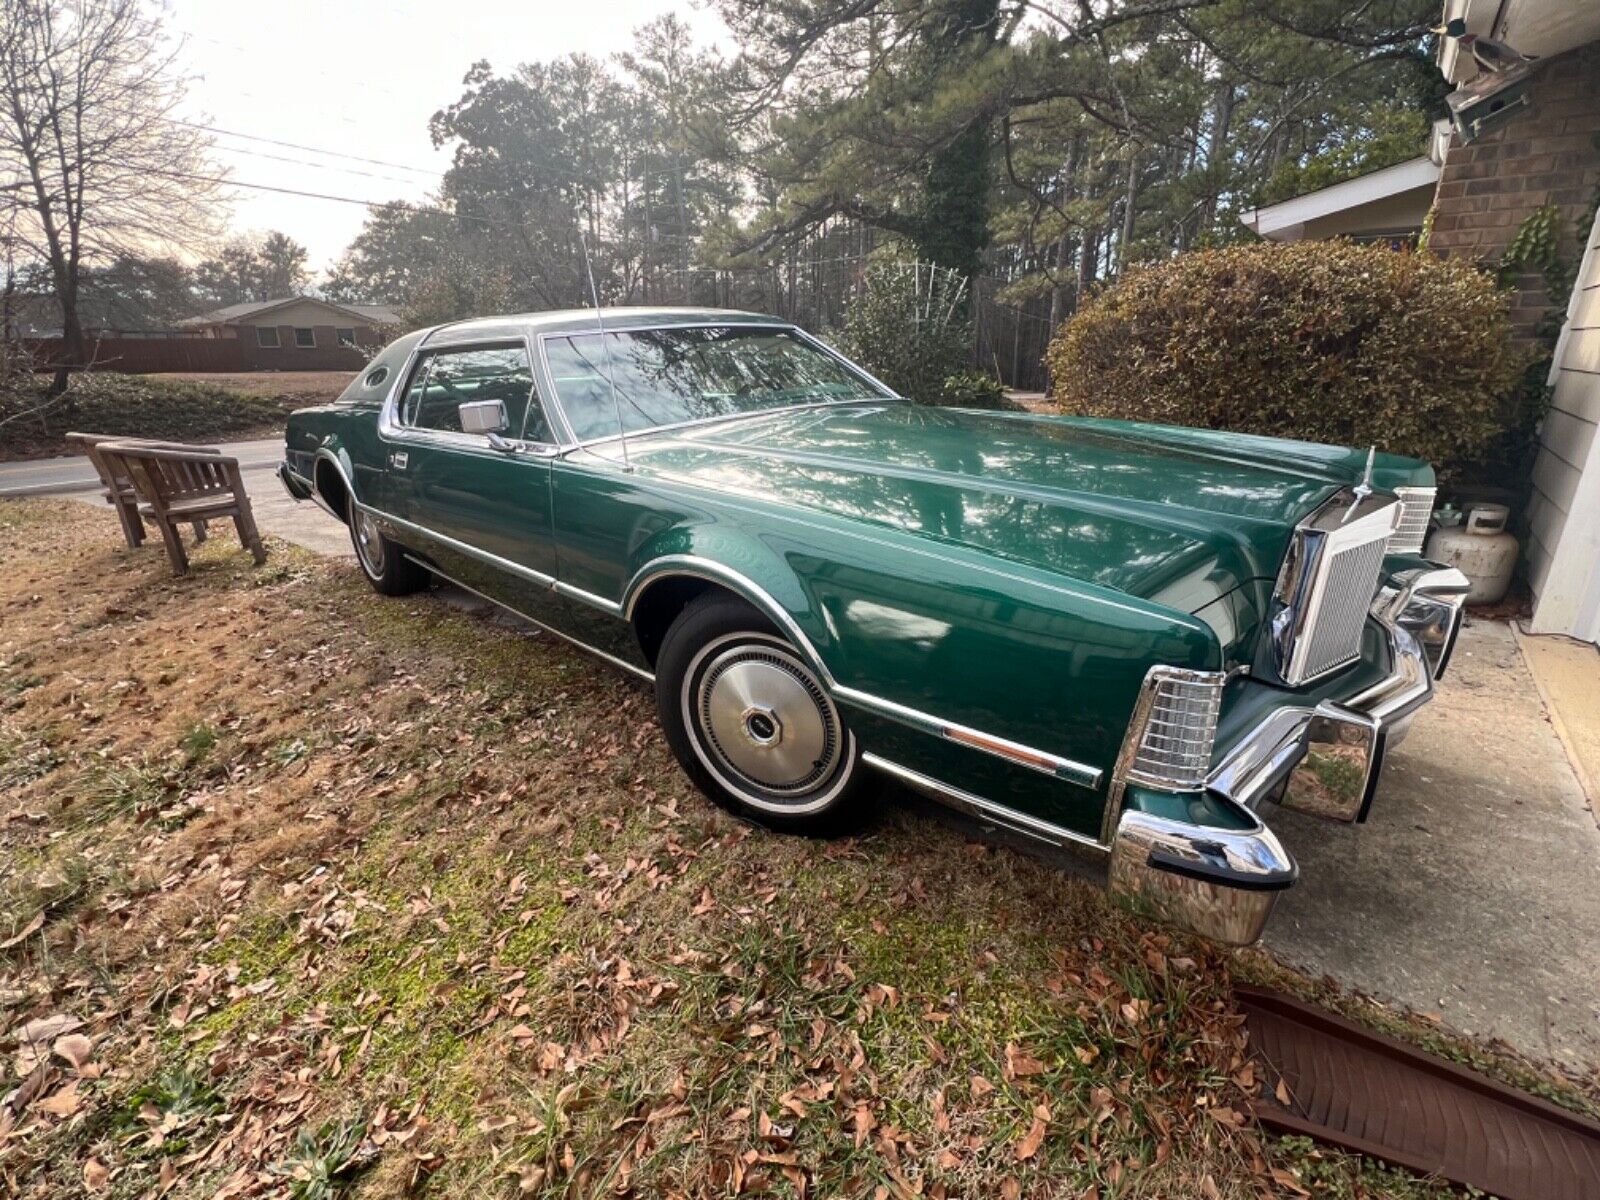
[311,448,358,525]
[623,555,837,686]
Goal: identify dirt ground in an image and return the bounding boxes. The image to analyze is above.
[0,501,1592,1199]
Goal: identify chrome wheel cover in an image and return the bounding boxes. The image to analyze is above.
[682,633,851,812]
[353,510,385,577]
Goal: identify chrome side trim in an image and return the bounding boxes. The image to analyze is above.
[371,505,557,590]
[863,753,1107,855]
[553,579,623,617]
[838,685,1102,791]
[404,555,654,684]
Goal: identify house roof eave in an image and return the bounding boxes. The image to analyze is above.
[1238,156,1440,239]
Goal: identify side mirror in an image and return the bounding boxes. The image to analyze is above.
[458,399,509,436]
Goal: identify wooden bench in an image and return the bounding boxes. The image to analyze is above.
[65,433,219,550]
[97,442,267,575]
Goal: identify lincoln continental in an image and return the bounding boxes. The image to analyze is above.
[278,308,1468,944]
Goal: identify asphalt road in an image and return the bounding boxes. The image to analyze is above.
[0,437,287,498]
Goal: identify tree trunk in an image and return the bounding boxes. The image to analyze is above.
[1199,81,1235,233]
[1047,133,1084,337]
[1118,152,1139,272]
[1077,223,1099,306]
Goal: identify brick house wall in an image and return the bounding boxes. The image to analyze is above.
[236,322,384,371]
[1429,39,1600,636]
[1428,40,1600,344]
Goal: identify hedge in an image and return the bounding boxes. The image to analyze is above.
[1045,241,1527,476]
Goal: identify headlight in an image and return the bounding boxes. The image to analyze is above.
[1124,667,1225,790]
[1389,486,1436,556]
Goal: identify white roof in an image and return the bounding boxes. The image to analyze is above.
[1238,157,1441,241]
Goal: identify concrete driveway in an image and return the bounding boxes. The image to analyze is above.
[1265,619,1600,1069]
[6,455,1598,1068]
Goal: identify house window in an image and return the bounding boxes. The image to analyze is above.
[294,327,316,348]
[336,328,357,347]
[256,326,280,348]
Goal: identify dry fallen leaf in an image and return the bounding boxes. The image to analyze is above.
[53,1033,94,1071]
[0,911,44,949]
[1014,1104,1049,1161]
[39,1080,83,1118]
[1003,1043,1046,1080]
[83,1157,109,1192]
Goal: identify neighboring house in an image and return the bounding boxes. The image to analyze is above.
[1238,140,1446,246]
[1239,2,1600,643]
[176,297,399,370]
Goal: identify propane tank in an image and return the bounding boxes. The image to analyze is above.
[1424,503,1517,604]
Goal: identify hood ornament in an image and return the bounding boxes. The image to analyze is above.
[1344,447,1376,522]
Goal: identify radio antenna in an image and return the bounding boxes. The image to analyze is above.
[579,229,631,473]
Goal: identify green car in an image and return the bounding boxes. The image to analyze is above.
[279,308,1468,945]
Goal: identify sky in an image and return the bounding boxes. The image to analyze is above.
[161,0,728,278]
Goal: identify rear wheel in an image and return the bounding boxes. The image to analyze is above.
[350,509,428,596]
[655,592,867,834]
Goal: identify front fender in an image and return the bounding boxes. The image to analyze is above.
[623,527,837,683]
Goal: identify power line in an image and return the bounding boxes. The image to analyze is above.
[205,141,439,189]
[169,120,444,178]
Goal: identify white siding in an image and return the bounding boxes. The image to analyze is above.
[1529,208,1600,642]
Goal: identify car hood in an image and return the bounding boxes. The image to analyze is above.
[621,402,1415,620]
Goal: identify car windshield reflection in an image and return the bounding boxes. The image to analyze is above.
[543,324,890,440]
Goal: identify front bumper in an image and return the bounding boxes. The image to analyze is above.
[1110,567,1469,944]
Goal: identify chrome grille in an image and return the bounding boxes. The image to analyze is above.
[1389,486,1436,555]
[1297,536,1389,680]
[1127,670,1223,789]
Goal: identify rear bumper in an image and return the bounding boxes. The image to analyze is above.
[278,461,313,501]
[1110,567,1468,944]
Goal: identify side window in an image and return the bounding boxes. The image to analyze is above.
[397,343,551,439]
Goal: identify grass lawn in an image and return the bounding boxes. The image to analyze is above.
[0,500,1593,1199]
[0,373,319,462]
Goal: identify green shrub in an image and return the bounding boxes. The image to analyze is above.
[1045,241,1527,477]
[940,369,1007,409]
[0,372,295,460]
[836,260,973,402]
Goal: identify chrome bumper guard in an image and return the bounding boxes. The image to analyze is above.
[278,461,312,502]
[1111,567,1468,945]
[1111,809,1296,945]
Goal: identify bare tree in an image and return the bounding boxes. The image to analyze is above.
[0,0,220,394]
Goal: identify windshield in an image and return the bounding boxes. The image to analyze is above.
[543,325,891,441]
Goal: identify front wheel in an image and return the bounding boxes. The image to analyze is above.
[655,593,868,834]
[349,508,429,596]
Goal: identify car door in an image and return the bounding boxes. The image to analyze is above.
[383,340,562,612]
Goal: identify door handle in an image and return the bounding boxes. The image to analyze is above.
[389,451,408,470]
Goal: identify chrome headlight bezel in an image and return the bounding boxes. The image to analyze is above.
[1120,665,1226,792]
[1388,486,1437,556]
